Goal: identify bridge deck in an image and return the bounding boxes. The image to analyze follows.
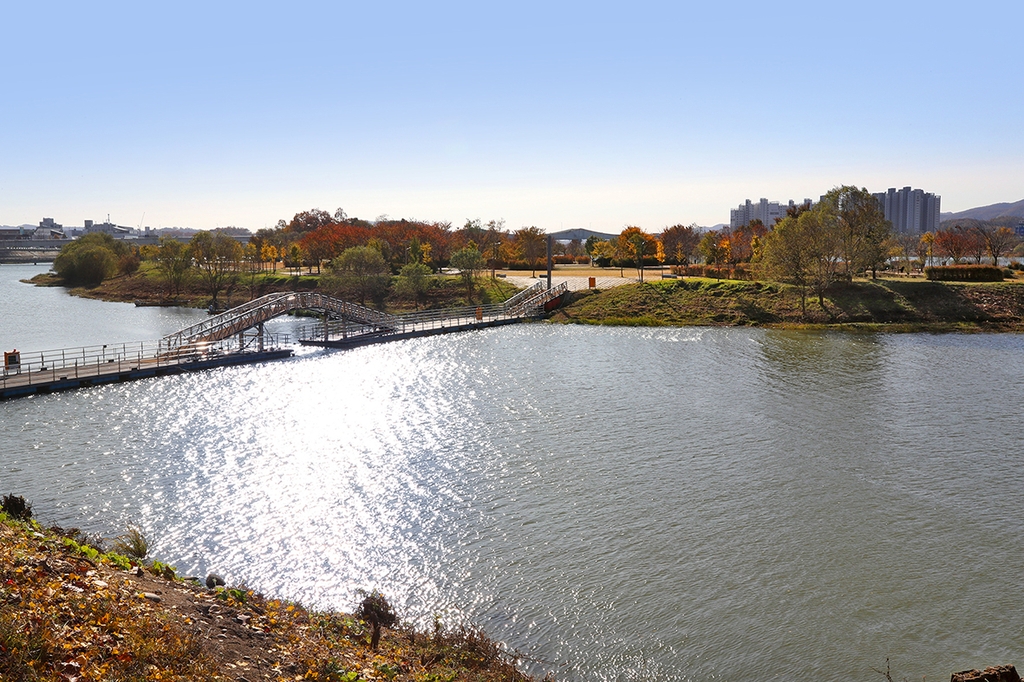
[1,348,291,401]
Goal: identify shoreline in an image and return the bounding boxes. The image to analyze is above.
[0,503,536,681]
[25,265,1024,333]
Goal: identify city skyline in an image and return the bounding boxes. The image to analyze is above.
[2,2,1021,232]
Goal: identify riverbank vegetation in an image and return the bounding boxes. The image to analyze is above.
[32,261,519,313]
[0,495,536,681]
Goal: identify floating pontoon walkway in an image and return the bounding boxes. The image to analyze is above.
[1,283,568,401]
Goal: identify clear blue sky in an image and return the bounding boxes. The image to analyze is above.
[2,1,1021,232]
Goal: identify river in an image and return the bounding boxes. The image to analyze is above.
[1,263,1023,680]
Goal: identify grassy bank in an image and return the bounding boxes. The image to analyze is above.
[0,500,536,682]
[549,277,1024,330]
[28,264,519,313]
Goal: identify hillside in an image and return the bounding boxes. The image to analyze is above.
[941,199,1024,222]
[549,278,1024,330]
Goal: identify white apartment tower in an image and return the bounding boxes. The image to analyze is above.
[730,198,809,229]
[872,187,940,234]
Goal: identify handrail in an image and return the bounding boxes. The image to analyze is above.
[0,332,290,391]
[502,281,545,312]
[506,282,568,316]
[162,292,399,348]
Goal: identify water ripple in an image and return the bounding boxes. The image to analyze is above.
[4,326,1024,680]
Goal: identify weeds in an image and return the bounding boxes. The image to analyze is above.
[112,523,149,560]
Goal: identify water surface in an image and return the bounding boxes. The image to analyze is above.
[1,265,1022,680]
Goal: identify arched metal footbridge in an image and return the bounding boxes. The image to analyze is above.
[1,283,568,400]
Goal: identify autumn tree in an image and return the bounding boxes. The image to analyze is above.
[190,231,243,308]
[962,225,987,264]
[919,232,935,268]
[979,225,1017,265]
[286,208,335,235]
[588,239,616,267]
[514,226,546,277]
[893,233,921,273]
[660,223,701,265]
[727,220,767,265]
[299,226,342,273]
[934,227,970,264]
[618,226,657,281]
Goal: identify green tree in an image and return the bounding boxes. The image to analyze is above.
[449,246,485,301]
[242,242,264,299]
[397,262,432,308]
[325,245,391,307]
[190,231,243,308]
[154,238,193,298]
[819,185,891,277]
[759,205,843,316]
[698,231,725,271]
[53,233,128,286]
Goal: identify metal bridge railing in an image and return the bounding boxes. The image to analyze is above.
[501,281,546,312]
[505,281,569,316]
[162,292,400,348]
[0,331,290,392]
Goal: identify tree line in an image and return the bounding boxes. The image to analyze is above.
[52,191,1024,314]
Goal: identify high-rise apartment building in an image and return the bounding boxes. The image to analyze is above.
[730,198,810,229]
[871,187,940,234]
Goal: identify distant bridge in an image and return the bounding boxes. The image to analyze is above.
[1,283,568,400]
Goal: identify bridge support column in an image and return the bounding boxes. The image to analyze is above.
[258,323,265,352]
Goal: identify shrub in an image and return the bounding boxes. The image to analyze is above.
[925,265,1004,281]
[53,233,130,286]
[355,590,398,650]
[1,494,32,520]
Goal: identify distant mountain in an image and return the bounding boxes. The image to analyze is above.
[941,200,1024,222]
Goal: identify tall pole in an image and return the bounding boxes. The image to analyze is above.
[546,234,553,290]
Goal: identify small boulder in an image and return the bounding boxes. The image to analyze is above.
[206,573,226,589]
